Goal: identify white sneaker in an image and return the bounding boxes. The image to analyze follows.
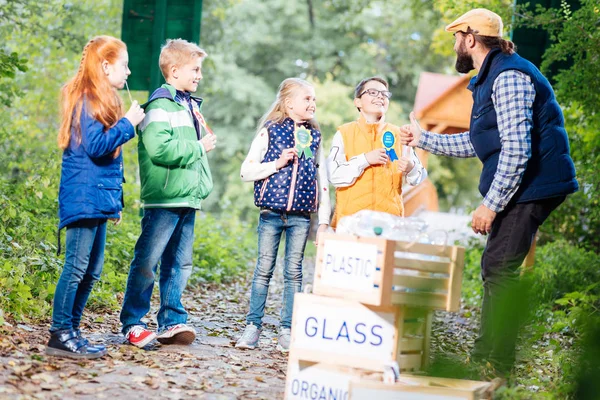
[156,324,196,345]
[235,324,261,350]
[277,328,291,353]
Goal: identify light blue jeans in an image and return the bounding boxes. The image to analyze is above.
[246,209,311,330]
[120,208,195,334]
[51,219,107,332]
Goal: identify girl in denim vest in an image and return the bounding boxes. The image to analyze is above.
[237,78,331,352]
[48,36,145,359]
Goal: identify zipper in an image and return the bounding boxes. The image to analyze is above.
[163,168,171,189]
[286,158,299,211]
[258,177,270,203]
[314,178,319,211]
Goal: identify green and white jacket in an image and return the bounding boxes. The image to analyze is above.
[138,83,213,209]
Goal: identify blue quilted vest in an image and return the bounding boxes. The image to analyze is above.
[253,118,321,213]
[468,48,578,203]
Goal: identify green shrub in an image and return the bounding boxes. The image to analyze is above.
[532,240,600,304]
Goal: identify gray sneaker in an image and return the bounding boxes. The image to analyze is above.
[235,324,261,350]
[277,328,291,353]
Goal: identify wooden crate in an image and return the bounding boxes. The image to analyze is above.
[313,233,465,311]
[349,375,497,400]
[289,293,431,372]
[284,356,381,400]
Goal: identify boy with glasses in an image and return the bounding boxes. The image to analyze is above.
[326,76,427,227]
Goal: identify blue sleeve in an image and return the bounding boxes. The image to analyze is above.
[80,108,135,159]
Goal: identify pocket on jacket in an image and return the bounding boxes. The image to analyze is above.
[96,183,122,214]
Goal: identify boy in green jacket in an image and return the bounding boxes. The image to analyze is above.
[120,39,217,348]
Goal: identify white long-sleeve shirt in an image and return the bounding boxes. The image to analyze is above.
[326,130,427,187]
[240,127,331,225]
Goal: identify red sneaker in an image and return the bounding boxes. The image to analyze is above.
[156,324,196,345]
[125,326,156,348]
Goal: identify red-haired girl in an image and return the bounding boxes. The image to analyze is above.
[47,36,145,359]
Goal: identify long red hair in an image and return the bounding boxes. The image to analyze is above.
[58,36,127,156]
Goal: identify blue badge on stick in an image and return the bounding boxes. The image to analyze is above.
[382,131,398,161]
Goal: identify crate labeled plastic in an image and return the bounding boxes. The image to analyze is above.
[314,233,465,311]
[349,375,496,400]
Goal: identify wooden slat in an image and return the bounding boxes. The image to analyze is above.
[394,240,457,259]
[394,256,451,273]
[403,307,430,319]
[392,292,448,310]
[447,246,465,312]
[398,353,422,371]
[392,275,448,292]
[399,337,423,352]
[402,320,426,337]
[422,311,434,369]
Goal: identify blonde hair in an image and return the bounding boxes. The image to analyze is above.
[257,78,319,134]
[58,35,126,156]
[159,38,207,79]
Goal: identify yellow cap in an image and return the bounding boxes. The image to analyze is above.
[445,8,503,37]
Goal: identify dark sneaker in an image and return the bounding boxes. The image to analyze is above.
[277,328,291,353]
[75,329,106,352]
[125,325,157,348]
[46,329,107,359]
[235,324,261,350]
[156,324,196,345]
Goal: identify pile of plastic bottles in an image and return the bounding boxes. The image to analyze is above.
[336,210,447,246]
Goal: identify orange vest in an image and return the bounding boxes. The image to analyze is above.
[332,116,404,228]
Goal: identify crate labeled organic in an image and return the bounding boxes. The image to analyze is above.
[290,293,430,372]
[314,233,465,311]
[284,356,381,400]
[349,375,497,400]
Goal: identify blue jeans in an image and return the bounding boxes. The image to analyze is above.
[120,208,195,334]
[51,219,107,332]
[246,209,310,330]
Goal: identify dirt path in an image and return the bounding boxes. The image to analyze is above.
[0,256,320,400]
[0,254,482,400]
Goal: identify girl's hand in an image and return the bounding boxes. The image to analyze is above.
[398,156,415,173]
[276,148,298,170]
[109,212,122,226]
[365,148,388,165]
[314,224,329,246]
[125,101,145,127]
[200,133,217,153]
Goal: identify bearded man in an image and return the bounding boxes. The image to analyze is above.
[400,8,578,375]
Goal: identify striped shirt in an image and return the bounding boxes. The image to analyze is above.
[419,70,535,213]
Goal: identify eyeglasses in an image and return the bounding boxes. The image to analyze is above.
[359,88,392,99]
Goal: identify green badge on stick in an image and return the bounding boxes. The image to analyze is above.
[295,126,313,159]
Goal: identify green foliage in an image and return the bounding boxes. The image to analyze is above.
[514,0,600,250]
[460,240,484,307]
[190,214,256,284]
[531,240,600,304]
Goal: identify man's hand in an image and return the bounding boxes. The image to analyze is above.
[365,148,388,165]
[314,224,329,246]
[399,111,422,146]
[471,204,497,235]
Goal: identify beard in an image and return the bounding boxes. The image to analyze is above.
[455,43,474,74]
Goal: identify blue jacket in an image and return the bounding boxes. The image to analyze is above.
[253,118,321,213]
[58,102,135,229]
[468,48,578,203]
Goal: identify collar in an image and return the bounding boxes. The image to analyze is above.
[469,48,502,89]
[357,113,387,134]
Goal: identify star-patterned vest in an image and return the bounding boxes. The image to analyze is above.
[253,118,321,213]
